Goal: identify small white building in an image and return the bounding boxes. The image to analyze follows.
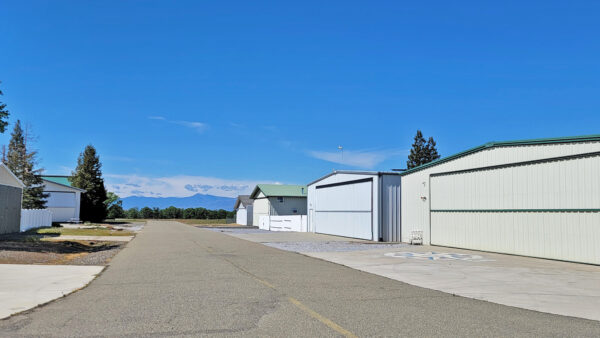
[0,163,25,234]
[400,134,600,265]
[41,176,85,223]
[307,171,401,241]
[234,195,253,226]
[250,184,307,229]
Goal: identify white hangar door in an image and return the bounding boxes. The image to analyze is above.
[314,178,373,240]
[430,152,600,265]
[236,208,247,225]
[46,192,77,222]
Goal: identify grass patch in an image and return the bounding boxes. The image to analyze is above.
[27,227,134,237]
[174,219,231,225]
[106,219,147,224]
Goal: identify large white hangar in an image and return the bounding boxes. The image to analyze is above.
[307,171,401,241]
[400,134,600,265]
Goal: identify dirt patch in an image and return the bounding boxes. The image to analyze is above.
[0,240,125,265]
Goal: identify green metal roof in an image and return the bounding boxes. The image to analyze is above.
[401,134,600,176]
[250,184,307,199]
[41,176,72,187]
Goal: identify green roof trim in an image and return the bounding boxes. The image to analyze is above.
[432,209,600,213]
[400,134,600,176]
[41,176,72,187]
[250,184,307,199]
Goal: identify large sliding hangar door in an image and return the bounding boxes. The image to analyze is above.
[430,152,600,265]
[308,171,402,242]
[314,178,373,240]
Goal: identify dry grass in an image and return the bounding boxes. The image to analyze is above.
[29,227,134,237]
[0,239,124,265]
[174,219,232,226]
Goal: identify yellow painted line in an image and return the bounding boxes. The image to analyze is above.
[206,246,355,337]
[253,277,276,290]
[288,297,358,338]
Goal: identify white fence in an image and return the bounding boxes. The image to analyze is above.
[258,215,307,232]
[20,209,53,232]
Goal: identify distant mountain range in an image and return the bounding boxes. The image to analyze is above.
[121,193,236,211]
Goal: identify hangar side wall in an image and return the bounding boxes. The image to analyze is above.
[380,174,402,242]
[0,184,22,234]
[269,197,307,216]
[401,141,600,244]
[430,153,600,264]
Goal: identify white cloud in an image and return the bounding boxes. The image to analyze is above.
[148,116,207,133]
[307,149,405,169]
[105,174,273,198]
[172,120,206,132]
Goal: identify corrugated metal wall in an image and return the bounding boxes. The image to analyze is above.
[401,141,600,245]
[0,184,22,234]
[269,197,307,216]
[380,174,401,242]
[430,153,600,264]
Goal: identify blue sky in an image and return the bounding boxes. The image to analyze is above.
[1,1,599,198]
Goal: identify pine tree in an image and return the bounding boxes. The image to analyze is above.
[71,145,108,222]
[425,137,441,163]
[406,130,441,169]
[4,120,48,208]
[407,130,428,169]
[0,81,10,133]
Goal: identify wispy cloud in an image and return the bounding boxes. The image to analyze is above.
[148,116,207,133]
[105,174,275,198]
[307,149,405,169]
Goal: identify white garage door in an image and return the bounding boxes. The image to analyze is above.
[314,178,373,240]
[430,152,600,265]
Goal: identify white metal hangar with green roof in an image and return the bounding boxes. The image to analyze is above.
[41,175,86,223]
[249,184,308,229]
[400,134,600,265]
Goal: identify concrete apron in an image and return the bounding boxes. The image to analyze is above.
[304,245,600,321]
[0,264,104,319]
[218,229,600,322]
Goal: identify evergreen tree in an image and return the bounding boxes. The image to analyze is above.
[406,130,441,169]
[4,120,48,208]
[407,130,428,169]
[0,81,9,133]
[71,145,108,222]
[425,137,441,163]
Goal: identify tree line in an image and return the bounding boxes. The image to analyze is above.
[113,206,235,220]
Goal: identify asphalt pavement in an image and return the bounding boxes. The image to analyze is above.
[1,221,599,337]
